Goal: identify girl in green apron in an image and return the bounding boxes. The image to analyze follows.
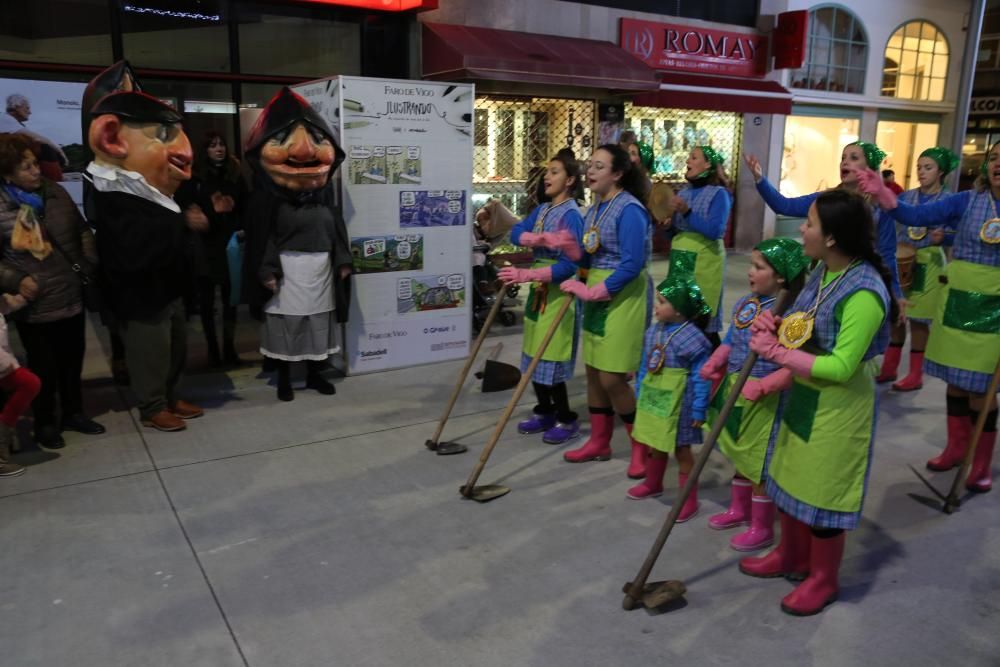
[700,238,809,551]
[498,149,585,445]
[877,147,957,392]
[665,146,732,345]
[626,275,712,524]
[559,144,653,478]
[741,190,897,616]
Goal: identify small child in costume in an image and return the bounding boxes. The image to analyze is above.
[626,275,712,523]
[699,238,809,551]
[0,293,41,477]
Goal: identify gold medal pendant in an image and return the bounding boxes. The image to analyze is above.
[980,218,1000,244]
[733,297,761,329]
[647,345,665,374]
[907,227,928,241]
[583,227,601,254]
[778,311,814,349]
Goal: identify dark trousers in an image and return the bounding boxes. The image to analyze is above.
[121,299,187,420]
[198,275,236,358]
[16,312,86,431]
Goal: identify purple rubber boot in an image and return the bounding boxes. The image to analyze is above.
[542,420,580,444]
[517,412,556,435]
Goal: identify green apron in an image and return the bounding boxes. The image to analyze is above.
[707,372,781,484]
[904,246,946,321]
[582,267,648,373]
[668,231,725,318]
[632,366,687,454]
[926,260,1000,375]
[768,360,876,513]
[522,259,575,362]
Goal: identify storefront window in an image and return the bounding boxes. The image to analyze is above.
[875,119,939,190]
[881,21,948,102]
[0,0,112,65]
[622,103,742,188]
[238,5,361,78]
[143,78,237,156]
[472,96,595,216]
[789,6,867,94]
[121,0,230,72]
[780,115,860,198]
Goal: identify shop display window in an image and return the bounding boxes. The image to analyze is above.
[789,6,867,94]
[472,96,595,217]
[621,103,742,189]
[881,21,949,102]
[875,119,939,190]
[780,115,859,198]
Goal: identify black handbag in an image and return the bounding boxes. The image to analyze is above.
[42,221,104,313]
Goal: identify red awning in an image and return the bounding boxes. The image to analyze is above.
[422,22,660,91]
[632,72,792,115]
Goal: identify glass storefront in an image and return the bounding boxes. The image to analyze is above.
[780,114,860,197]
[875,119,939,190]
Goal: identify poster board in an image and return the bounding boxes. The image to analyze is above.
[294,76,474,374]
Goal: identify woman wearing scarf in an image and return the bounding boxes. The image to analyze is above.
[0,133,103,449]
[664,146,732,346]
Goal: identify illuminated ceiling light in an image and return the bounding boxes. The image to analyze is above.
[122,4,222,21]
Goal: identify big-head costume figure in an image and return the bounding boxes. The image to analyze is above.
[243,87,351,402]
[82,60,204,432]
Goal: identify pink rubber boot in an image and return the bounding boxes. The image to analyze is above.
[926,415,971,471]
[675,472,700,523]
[739,512,811,580]
[708,477,752,530]
[876,344,901,383]
[781,531,845,616]
[730,495,776,552]
[966,429,996,493]
[563,411,614,463]
[624,422,648,479]
[892,351,924,392]
[627,454,668,500]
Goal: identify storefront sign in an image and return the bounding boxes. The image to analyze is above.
[620,18,768,77]
[970,97,1000,116]
[773,11,808,70]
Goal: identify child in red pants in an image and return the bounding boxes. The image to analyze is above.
[1,294,41,477]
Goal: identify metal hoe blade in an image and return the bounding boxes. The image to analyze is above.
[621,580,687,610]
[426,439,469,456]
[459,484,511,503]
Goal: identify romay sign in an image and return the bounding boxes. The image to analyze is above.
[620,18,768,77]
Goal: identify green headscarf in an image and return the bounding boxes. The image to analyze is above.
[698,145,725,169]
[847,141,886,170]
[656,275,711,320]
[919,146,960,176]
[754,237,810,283]
[637,142,654,172]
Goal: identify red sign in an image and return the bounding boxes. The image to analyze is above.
[294,0,437,10]
[619,18,768,77]
[773,11,808,70]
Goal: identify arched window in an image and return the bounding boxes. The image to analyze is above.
[881,21,949,101]
[789,5,868,94]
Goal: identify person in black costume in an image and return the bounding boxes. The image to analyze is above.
[242,87,352,402]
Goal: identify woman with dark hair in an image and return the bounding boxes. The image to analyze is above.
[176,131,246,367]
[665,146,732,344]
[0,133,104,449]
[867,141,1000,493]
[558,143,653,479]
[876,146,958,390]
[740,189,896,616]
[499,149,585,444]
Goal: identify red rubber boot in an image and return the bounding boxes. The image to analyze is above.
[675,472,700,523]
[876,344,902,383]
[966,430,996,493]
[892,351,924,392]
[926,415,971,471]
[627,454,668,499]
[624,422,648,479]
[563,412,614,463]
[781,531,845,616]
[739,512,811,580]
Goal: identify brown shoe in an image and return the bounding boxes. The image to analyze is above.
[141,410,187,432]
[168,400,204,420]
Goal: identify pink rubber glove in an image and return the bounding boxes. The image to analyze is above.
[560,280,611,302]
[539,229,583,262]
[741,368,794,401]
[699,344,732,382]
[749,326,816,378]
[854,167,898,210]
[750,309,778,335]
[497,266,552,284]
[516,231,544,247]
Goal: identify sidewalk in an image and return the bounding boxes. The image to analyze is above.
[1,254,996,666]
